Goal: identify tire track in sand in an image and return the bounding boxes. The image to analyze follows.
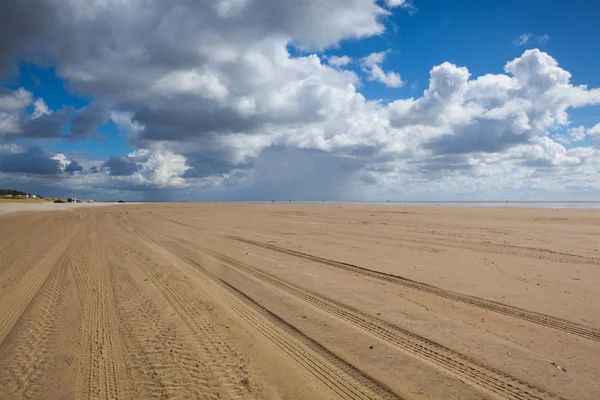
[72,222,124,400]
[227,236,600,343]
[173,239,563,400]
[0,223,77,345]
[0,254,68,399]
[113,240,258,399]
[108,256,222,399]
[117,221,402,400]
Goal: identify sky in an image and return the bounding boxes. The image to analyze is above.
[1,0,600,201]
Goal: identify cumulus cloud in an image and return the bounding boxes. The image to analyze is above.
[0,88,71,139]
[391,50,600,158]
[0,147,62,175]
[69,103,110,139]
[102,156,139,176]
[554,126,587,144]
[360,51,404,87]
[110,111,144,136]
[588,123,600,138]
[0,88,33,136]
[65,160,84,173]
[127,148,188,188]
[328,55,352,67]
[385,0,416,13]
[0,88,69,139]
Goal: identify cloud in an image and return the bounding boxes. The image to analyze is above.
[588,123,600,138]
[30,98,51,119]
[360,51,404,87]
[0,0,55,78]
[536,34,550,44]
[328,55,352,67]
[110,111,144,136]
[392,49,600,157]
[0,147,62,175]
[554,125,587,144]
[129,148,188,188]
[22,109,70,139]
[0,87,70,139]
[69,103,110,138]
[514,34,532,46]
[385,0,416,13]
[515,34,549,47]
[0,88,33,136]
[102,156,139,176]
[65,160,84,173]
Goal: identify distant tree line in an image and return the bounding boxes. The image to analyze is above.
[0,189,27,196]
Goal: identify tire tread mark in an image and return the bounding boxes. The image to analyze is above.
[174,239,564,400]
[73,220,122,400]
[0,255,68,399]
[226,236,600,342]
[113,220,402,400]
[112,240,250,400]
[0,226,77,345]
[109,257,221,400]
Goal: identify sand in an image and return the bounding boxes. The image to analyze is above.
[0,203,598,399]
[0,201,130,214]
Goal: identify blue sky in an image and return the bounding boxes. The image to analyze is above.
[1,0,600,200]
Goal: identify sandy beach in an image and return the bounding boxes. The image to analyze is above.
[0,201,130,214]
[0,203,598,399]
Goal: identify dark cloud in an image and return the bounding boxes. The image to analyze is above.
[69,103,110,138]
[0,147,61,175]
[135,107,264,141]
[411,154,473,174]
[102,156,139,176]
[20,109,70,139]
[0,0,54,78]
[425,119,532,155]
[182,145,254,178]
[65,160,83,173]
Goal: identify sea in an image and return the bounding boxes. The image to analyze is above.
[241,201,600,209]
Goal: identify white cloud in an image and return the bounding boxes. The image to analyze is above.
[515,34,549,47]
[30,98,51,119]
[152,69,229,102]
[385,0,416,12]
[514,34,532,46]
[126,148,189,188]
[0,88,33,136]
[386,0,408,6]
[554,125,586,144]
[328,55,352,67]
[360,51,404,87]
[588,122,600,137]
[51,153,70,170]
[110,111,144,135]
[536,34,550,44]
